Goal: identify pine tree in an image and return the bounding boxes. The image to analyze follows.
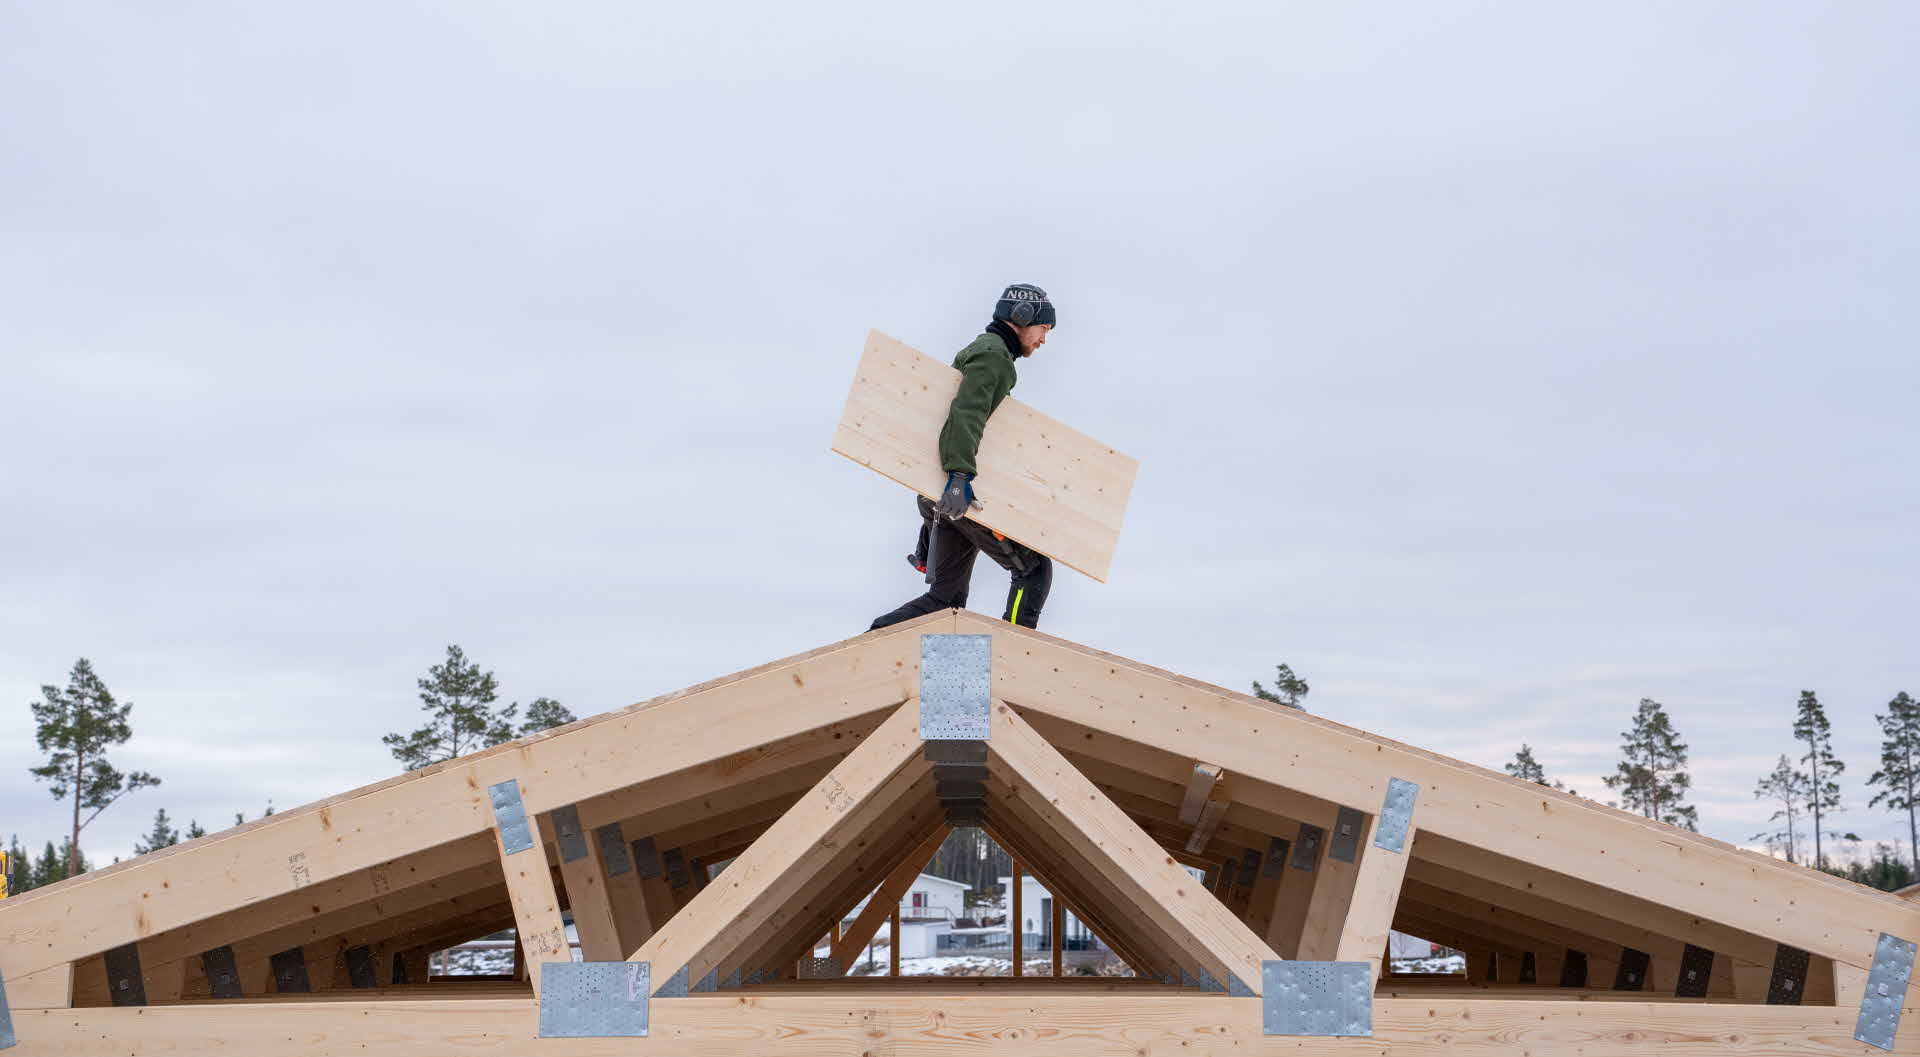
[29,658,161,875]
[1753,754,1809,863]
[1602,698,1698,830]
[31,839,85,887]
[1869,692,1920,876]
[383,645,518,770]
[1252,663,1310,711]
[518,697,577,735]
[133,808,182,855]
[1793,691,1844,868]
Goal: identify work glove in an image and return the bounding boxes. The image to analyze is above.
[933,471,979,519]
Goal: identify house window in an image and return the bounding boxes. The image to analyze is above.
[912,892,926,909]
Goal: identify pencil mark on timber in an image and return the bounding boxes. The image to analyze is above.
[822,776,852,814]
[287,852,312,889]
[367,865,392,896]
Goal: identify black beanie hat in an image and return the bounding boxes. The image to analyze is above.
[993,283,1056,328]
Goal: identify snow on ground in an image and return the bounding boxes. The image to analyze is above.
[1391,954,1467,975]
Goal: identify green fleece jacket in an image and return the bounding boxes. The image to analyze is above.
[937,326,1021,474]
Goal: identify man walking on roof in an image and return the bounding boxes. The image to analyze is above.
[869,284,1057,631]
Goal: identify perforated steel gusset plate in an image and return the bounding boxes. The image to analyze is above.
[663,848,691,889]
[1613,947,1650,991]
[539,962,650,1038]
[269,947,310,993]
[551,804,588,863]
[799,957,842,979]
[1855,932,1917,1051]
[1328,807,1366,864]
[1768,943,1809,1005]
[488,779,533,855]
[1675,944,1714,998]
[103,943,147,1007]
[596,823,633,876]
[1519,951,1537,984]
[1559,948,1589,988]
[1290,824,1325,871]
[631,836,663,879]
[201,945,242,999]
[1374,778,1419,852]
[1262,961,1372,1036]
[1263,837,1292,879]
[345,945,377,989]
[920,635,991,739]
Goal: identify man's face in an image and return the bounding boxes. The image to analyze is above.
[1012,322,1052,355]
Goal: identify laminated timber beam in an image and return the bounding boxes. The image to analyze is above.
[966,610,1920,974]
[626,699,926,990]
[0,613,950,985]
[13,994,1913,1056]
[987,700,1280,992]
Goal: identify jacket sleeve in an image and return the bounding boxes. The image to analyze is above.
[937,347,1014,475]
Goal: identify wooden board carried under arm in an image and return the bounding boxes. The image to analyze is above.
[831,329,1139,582]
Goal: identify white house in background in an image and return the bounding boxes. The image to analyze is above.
[843,873,970,925]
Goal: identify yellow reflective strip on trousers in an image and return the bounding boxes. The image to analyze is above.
[1009,588,1025,625]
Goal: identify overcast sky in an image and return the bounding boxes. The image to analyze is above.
[3,4,1915,868]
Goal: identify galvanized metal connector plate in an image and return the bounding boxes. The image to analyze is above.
[201,945,242,999]
[1290,824,1325,871]
[1262,961,1372,1036]
[631,836,663,879]
[345,945,377,989]
[1262,836,1292,879]
[103,943,147,1007]
[269,947,310,994]
[799,957,843,979]
[550,804,589,863]
[663,848,691,889]
[488,779,534,855]
[1855,932,1917,1051]
[920,635,991,740]
[1328,807,1366,864]
[1613,947,1650,991]
[1768,943,1809,1005]
[1559,948,1589,988]
[1374,778,1418,852]
[539,962,650,1038]
[595,823,633,876]
[1675,944,1714,998]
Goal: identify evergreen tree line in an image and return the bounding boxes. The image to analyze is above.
[11,645,575,896]
[1503,689,1917,889]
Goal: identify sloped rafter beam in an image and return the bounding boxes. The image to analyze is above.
[831,825,952,972]
[0,612,951,985]
[626,699,926,991]
[986,699,1280,993]
[965,611,1920,974]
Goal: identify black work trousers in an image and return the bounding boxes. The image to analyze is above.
[869,496,1053,630]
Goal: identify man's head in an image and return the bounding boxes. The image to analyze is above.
[992,283,1055,356]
